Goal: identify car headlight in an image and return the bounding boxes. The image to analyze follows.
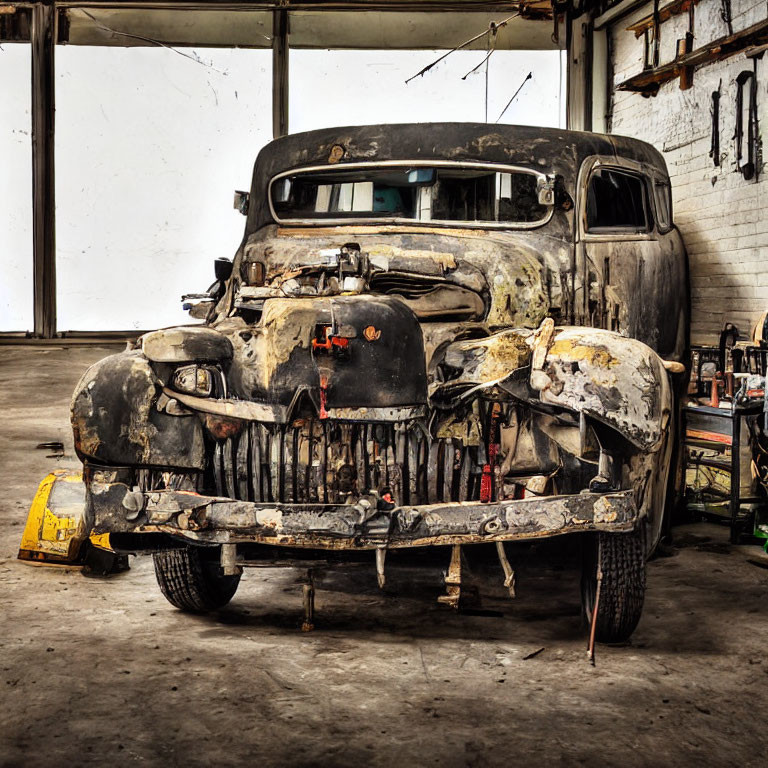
[172,365,214,397]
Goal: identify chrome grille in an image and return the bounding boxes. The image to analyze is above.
[213,419,490,506]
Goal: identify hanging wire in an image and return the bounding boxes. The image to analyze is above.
[495,71,532,123]
[461,46,496,81]
[80,9,245,74]
[404,13,519,85]
[558,48,564,128]
[484,23,500,122]
[485,26,491,122]
[454,21,498,121]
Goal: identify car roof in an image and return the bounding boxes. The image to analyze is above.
[246,122,668,233]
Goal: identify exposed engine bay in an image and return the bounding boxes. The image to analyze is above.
[231,240,492,327]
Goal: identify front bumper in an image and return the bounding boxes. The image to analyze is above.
[90,482,639,549]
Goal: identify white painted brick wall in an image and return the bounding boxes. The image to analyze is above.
[608,0,768,344]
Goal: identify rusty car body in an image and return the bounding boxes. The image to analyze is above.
[71,123,688,641]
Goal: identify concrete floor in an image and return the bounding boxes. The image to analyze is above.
[2,345,768,768]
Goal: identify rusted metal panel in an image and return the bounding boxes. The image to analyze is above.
[141,327,233,362]
[87,478,638,548]
[71,353,206,469]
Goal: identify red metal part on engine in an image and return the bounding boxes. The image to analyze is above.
[479,464,493,503]
[319,375,329,419]
[312,327,350,351]
[481,402,502,503]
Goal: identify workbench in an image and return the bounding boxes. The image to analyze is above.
[684,401,765,542]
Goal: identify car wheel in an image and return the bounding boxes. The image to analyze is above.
[153,546,240,612]
[580,530,645,643]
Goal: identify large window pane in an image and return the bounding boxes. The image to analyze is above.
[290,49,566,132]
[271,165,549,226]
[56,47,272,331]
[0,45,33,332]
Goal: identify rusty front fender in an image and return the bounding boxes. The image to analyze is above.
[436,324,673,453]
[71,351,206,470]
[533,326,673,452]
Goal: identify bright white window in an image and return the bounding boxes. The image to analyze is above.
[56,46,272,331]
[351,181,373,211]
[315,185,331,212]
[0,45,33,332]
[290,49,566,131]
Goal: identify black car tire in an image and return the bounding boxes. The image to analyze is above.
[580,529,645,643]
[153,546,241,612]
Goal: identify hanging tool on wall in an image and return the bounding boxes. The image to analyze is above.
[720,0,733,37]
[710,81,721,167]
[677,32,695,90]
[719,323,740,381]
[652,0,661,69]
[734,69,759,181]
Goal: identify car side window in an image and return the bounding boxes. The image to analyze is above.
[653,179,672,232]
[586,167,651,234]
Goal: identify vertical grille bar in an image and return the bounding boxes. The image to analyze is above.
[408,432,419,505]
[362,424,371,492]
[354,424,366,495]
[393,426,405,504]
[321,421,328,504]
[459,446,471,501]
[263,427,273,502]
[236,431,249,501]
[277,426,286,503]
[442,438,455,502]
[217,416,490,506]
[399,428,409,505]
[250,422,262,501]
[222,438,235,498]
[305,419,314,502]
[383,436,390,488]
[416,435,426,502]
[213,442,224,496]
[292,426,300,503]
[428,442,440,503]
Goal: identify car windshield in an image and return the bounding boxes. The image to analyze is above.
[270,163,550,227]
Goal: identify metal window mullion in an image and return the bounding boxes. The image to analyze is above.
[31,1,56,338]
[272,8,289,139]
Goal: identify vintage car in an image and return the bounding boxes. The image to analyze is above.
[71,123,688,642]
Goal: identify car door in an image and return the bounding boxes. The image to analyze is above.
[574,155,686,361]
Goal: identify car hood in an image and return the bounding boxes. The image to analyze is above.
[226,224,570,329]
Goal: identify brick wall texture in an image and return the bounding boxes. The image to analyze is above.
[609,0,768,344]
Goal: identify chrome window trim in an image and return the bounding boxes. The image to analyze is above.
[577,155,659,242]
[651,174,673,234]
[268,160,554,230]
